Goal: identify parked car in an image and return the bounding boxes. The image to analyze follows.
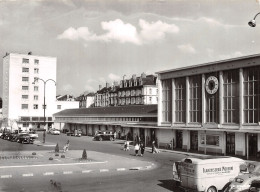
[16,133,34,144]
[28,131,39,139]
[49,129,60,135]
[93,131,115,141]
[71,130,82,137]
[224,173,260,192]
[249,180,260,192]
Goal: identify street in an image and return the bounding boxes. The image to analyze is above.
[0,132,188,192]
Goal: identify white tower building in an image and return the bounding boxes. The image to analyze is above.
[2,52,57,131]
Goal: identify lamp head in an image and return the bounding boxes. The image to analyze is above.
[248,19,256,27]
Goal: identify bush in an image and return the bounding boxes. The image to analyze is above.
[61,155,65,158]
[82,149,87,160]
[55,143,59,153]
[32,152,36,155]
[49,157,53,160]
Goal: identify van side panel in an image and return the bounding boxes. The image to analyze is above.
[179,159,244,191]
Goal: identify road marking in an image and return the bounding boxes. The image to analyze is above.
[100,169,109,172]
[22,173,33,177]
[82,170,92,173]
[43,172,54,176]
[116,168,126,171]
[1,175,12,178]
[0,161,108,169]
[63,171,73,175]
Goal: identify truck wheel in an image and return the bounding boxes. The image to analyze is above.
[99,137,103,141]
[207,186,217,192]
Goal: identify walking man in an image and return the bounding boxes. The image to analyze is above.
[134,143,140,156]
[140,142,145,157]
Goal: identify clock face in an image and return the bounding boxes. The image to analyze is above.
[205,76,219,94]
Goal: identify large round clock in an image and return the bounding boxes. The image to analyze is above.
[205,76,219,94]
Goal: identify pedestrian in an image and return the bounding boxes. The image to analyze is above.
[140,142,145,157]
[118,131,121,139]
[114,132,117,140]
[152,140,155,153]
[134,143,140,156]
[63,140,70,152]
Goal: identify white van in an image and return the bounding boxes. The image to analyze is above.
[173,156,245,192]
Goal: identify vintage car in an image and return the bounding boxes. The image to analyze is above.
[224,173,260,192]
[28,131,39,139]
[93,131,115,141]
[49,129,60,135]
[16,133,34,144]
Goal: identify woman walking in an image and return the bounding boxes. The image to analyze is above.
[134,143,140,156]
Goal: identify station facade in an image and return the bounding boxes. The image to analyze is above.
[157,54,260,159]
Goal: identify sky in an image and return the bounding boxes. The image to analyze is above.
[0,0,260,97]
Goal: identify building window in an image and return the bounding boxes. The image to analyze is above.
[22,104,28,109]
[189,75,202,123]
[34,68,39,74]
[34,77,38,83]
[175,78,186,123]
[22,77,29,82]
[34,59,39,65]
[34,86,38,91]
[22,95,28,99]
[34,95,38,100]
[22,67,29,73]
[149,88,152,95]
[162,79,172,123]
[205,73,219,123]
[243,67,260,124]
[149,97,152,103]
[22,86,29,90]
[33,104,38,109]
[22,58,29,63]
[223,70,239,123]
[57,105,61,109]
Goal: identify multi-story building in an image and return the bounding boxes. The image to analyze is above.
[2,52,58,131]
[77,92,95,108]
[94,73,158,107]
[157,54,260,159]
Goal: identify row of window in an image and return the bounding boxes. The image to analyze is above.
[22,67,39,73]
[22,58,39,65]
[22,86,38,91]
[161,67,260,124]
[21,104,62,110]
[56,116,157,122]
[22,95,38,100]
[22,77,39,82]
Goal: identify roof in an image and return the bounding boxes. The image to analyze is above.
[156,53,260,75]
[53,104,157,117]
[181,156,245,165]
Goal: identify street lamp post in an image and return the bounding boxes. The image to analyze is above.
[248,12,260,27]
[33,78,56,143]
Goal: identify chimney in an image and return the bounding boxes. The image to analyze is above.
[99,85,102,90]
[132,74,136,79]
[106,82,110,88]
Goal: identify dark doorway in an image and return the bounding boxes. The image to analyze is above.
[176,131,183,149]
[190,131,198,151]
[249,133,258,157]
[226,132,235,155]
[140,128,145,142]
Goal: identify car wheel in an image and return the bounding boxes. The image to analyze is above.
[99,137,103,141]
[207,186,217,192]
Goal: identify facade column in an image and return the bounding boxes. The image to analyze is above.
[239,68,244,128]
[186,77,189,125]
[202,74,206,124]
[219,71,224,125]
[157,77,162,126]
[172,78,176,125]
